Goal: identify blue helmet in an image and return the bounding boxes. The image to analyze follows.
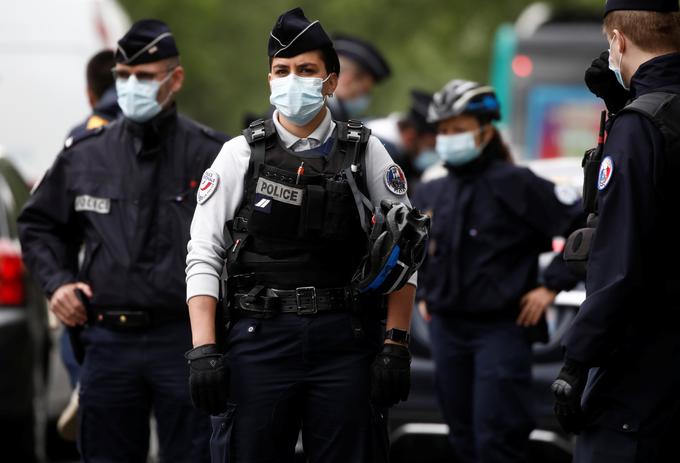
[427,79,501,123]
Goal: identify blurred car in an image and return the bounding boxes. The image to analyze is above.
[0,146,50,462]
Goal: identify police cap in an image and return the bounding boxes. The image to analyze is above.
[604,0,679,16]
[115,19,179,65]
[407,90,437,134]
[333,34,391,82]
[268,7,339,73]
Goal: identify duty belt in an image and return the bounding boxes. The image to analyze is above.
[233,286,355,316]
[89,307,188,329]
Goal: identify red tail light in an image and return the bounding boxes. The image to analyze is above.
[0,241,25,306]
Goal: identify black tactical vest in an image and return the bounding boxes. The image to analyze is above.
[226,119,371,289]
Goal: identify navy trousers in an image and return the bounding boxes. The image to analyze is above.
[210,312,388,463]
[429,314,534,463]
[77,321,211,463]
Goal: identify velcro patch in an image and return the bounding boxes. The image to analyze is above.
[75,195,110,214]
[197,169,219,204]
[255,177,303,206]
[384,164,408,196]
[253,194,274,214]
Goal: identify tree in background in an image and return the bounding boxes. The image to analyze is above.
[119,0,604,134]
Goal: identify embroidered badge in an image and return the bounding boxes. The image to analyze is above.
[197,169,219,204]
[598,156,614,191]
[75,195,111,214]
[384,164,408,196]
[554,184,579,206]
[253,194,273,214]
[255,178,303,206]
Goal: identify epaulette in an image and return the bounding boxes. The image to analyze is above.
[63,125,106,150]
[181,115,230,144]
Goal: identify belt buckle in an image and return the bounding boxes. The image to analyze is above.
[295,287,318,315]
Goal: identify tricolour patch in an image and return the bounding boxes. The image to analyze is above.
[597,156,614,191]
[384,164,408,196]
[75,195,110,214]
[197,169,219,204]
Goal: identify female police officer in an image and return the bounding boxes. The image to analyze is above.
[182,8,426,463]
[414,80,583,463]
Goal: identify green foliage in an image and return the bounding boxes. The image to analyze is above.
[118,0,604,134]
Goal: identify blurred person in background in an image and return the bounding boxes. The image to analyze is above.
[57,48,122,443]
[414,79,584,463]
[18,19,228,462]
[327,33,391,121]
[552,1,680,461]
[367,89,438,185]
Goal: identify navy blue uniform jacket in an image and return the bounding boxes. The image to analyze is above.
[413,153,583,317]
[564,54,680,366]
[18,107,228,314]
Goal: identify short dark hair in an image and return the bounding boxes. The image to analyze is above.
[86,50,116,100]
[268,46,340,76]
[604,11,680,53]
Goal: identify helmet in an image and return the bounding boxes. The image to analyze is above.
[352,200,430,294]
[427,79,501,124]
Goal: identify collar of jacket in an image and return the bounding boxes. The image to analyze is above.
[630,52,680,99]
[125,104,178,155]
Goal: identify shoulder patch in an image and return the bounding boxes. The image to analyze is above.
[598,156,614,191]
[64,126,105,150]
[384,164,408,196]
[197,169,220,204]
[554,184,579,205]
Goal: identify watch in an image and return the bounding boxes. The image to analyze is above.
[384,328,410,345]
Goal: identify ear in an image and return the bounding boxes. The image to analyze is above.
[481,124,494,145]
[613,29,626,54]
[323,73,338,97]
[87,88,97,108]
[170,66,185,93]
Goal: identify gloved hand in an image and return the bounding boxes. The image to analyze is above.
[370,343,411,407]
[551,358,589,434]
[185,344,229,415]
[584,51,631,114]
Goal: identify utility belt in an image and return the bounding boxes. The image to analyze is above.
[88,307,188,330]
[232,285,357,318]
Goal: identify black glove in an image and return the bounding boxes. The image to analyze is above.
[185,344,229,415]
[584,50,631,114]
[370,344,411,408]
[551,358,589,434]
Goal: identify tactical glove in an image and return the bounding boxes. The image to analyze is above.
[185,344,229,415]
[370,344,411,408]
[584,51,631,114]
[552,358,589,434]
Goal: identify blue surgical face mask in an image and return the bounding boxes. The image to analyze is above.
[414,149,440,172]
[116,73,173,123]
[343,94,371,118]
[608,37,629,90]
[270,74,330,126]
[435,129,484,166]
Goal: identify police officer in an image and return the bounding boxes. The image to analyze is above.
[66,49,121,141]
[18,19,228,462]
[57,48,122,443]
[552,1,680,461]
[184,8,425,462]
[326,33,391,121]
[414,80,584,463]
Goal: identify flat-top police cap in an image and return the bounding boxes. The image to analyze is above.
[407,90,437,134]
[116,19,179,65]
[334,34,391,82]
[268,7,339,72]
[604,0,679,16]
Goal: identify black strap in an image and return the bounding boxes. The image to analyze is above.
[233,286,355,316]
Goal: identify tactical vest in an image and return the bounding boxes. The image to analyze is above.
[225,119,371,289]
[564,91,680,277]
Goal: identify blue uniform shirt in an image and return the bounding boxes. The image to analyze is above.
[414,150,583,317]
[564,53,680,366]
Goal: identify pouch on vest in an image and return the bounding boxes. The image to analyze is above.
[322,178,360,240]
[247,165,305,241]
[563,225,596,278]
